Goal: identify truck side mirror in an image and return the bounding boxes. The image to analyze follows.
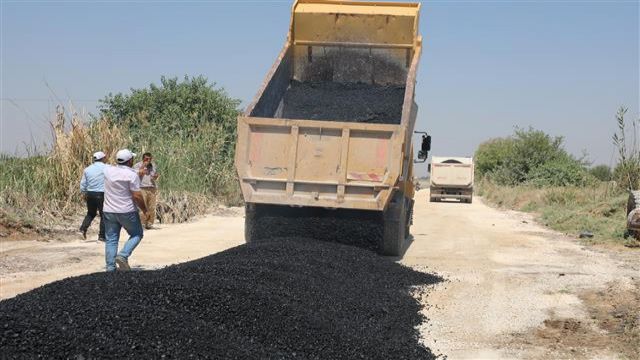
[414,131,431,163]
[418,135,431,159]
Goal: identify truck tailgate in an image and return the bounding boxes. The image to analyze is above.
[431,163,474,187]
[235,117,404,211]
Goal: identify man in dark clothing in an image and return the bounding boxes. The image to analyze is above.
[79,151,107,241]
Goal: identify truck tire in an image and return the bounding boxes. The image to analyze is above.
[406,198,414,236]
[244,203,257,243]
[381,192,406,256]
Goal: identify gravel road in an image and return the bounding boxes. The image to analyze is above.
[1,190,638,359]
[406,190,639,359]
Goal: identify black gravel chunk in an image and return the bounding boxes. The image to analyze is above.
[1,239,441,359]
[282,81,405,124]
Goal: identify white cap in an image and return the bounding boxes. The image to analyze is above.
[93,151,106,161]
[115,149,136,164]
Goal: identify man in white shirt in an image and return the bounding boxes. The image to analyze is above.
[79,151,107,241]
[103,149,148,272]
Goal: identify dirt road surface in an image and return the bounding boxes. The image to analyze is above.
[1,190,638,359]
[0,209,245,300]
[407,191,639,359]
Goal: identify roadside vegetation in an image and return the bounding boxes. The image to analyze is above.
[476,107,640,246]
[0,76,241,236]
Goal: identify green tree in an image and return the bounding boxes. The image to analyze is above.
[475,138,515,176]
[98,76,242,200]
[528,157,593,187]
[474,127,590,187]
[503,128,566,184]
[99,75,240,136]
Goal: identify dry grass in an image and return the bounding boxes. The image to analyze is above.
[47,107,129,204]
[1,106,238,237]
[477,179,634,246]
[0,107,130,234]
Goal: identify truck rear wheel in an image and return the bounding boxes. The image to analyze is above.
[244,203,257,243]
[406,198,414,237]
[381,192,407,256]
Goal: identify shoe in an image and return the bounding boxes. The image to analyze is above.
[145,224,153,230]
[115,256,131,271]
[80,228,87,240]
[98,237,106,242]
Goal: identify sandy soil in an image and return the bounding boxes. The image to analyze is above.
[1,190,638,359]
[0,209,244,300]
[407,190,639,359]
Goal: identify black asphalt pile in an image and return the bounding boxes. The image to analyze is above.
[282,80,405,124]
[1,239,442,359]
[247,204,384,251]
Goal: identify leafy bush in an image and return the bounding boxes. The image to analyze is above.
[474,138,514,176]
[98,76,241,201]
[504,128,567,184]
[528,157,594,187]
[100,76,239,136]
[589,165,612,182]
[475,127,590,187]
[1,75,243,233]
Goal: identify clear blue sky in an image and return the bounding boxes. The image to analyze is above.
[1,0,638,170]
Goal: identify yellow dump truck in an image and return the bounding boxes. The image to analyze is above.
[235,0,429,255]
[429,157,474,203]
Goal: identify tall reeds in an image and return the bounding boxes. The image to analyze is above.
[1,104,239,231]
[612,107,640,190]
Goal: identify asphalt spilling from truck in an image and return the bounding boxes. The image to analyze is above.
[282,80,404,124]
[246,204,385,251]
[1,238,442,359]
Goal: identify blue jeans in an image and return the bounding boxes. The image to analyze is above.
[103,212,144,272]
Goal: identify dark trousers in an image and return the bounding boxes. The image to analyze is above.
[80,191,105,239]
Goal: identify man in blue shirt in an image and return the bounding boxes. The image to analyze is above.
[79,151,107,241]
